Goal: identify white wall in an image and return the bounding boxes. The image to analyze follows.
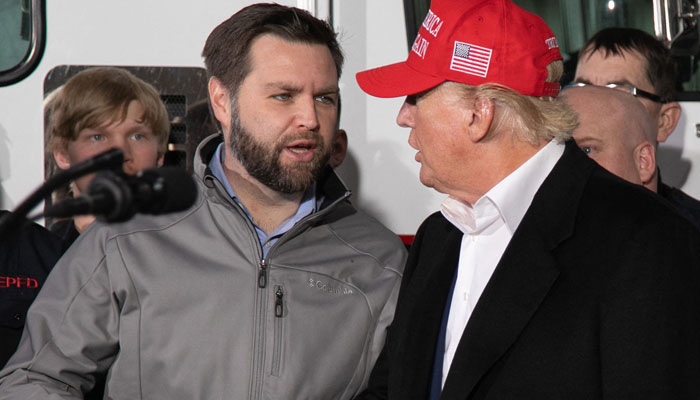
[333,0,445,235]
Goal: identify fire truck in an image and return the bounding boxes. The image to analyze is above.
[0,0,699,238]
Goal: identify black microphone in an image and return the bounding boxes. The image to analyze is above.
[52,148,125,183]
[44,167,197,222]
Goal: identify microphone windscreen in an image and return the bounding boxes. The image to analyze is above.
[138,167,198,214]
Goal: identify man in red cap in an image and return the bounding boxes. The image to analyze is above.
[355,0,700,398]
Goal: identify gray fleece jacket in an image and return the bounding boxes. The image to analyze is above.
[0,135,407,399]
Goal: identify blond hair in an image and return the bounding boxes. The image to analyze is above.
[454,61,578,145]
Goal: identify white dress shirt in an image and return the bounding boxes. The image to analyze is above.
[439,140,565,388]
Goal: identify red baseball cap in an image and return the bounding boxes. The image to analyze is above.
[356,0,562,98]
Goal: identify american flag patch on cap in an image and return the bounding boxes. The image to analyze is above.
[450,41,492,78]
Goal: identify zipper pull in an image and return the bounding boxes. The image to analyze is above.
[258,259,267,288]
[275,286,284,318]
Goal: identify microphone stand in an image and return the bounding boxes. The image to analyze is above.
[0,148,124,241]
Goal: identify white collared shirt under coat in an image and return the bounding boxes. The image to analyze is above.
[439,140,565,388]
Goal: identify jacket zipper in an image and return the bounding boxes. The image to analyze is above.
[272,285,284,376]
[258,259,267,288]
[274,286,284,317]
[210,183,267,398]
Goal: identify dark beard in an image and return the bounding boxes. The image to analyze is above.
[228,107,330,194]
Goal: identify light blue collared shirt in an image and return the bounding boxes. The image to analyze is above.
[208,143,317,257]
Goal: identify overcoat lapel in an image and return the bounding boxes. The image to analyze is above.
[440,142,595,399]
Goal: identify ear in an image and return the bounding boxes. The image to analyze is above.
[208,77,232,130]
[656,101,681,143]
[330,129,348,168]
[466,97,494,143]
[53,145,72,170]
[634,141,656,188]
[156,152,165,167]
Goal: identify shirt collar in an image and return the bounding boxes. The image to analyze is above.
[208,143,317,235]
[441,140,564,235]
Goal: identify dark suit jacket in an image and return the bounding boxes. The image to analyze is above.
[358,142,700,399]
[658,176,700,232]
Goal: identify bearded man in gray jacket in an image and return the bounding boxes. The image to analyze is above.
[0,4,406,399]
